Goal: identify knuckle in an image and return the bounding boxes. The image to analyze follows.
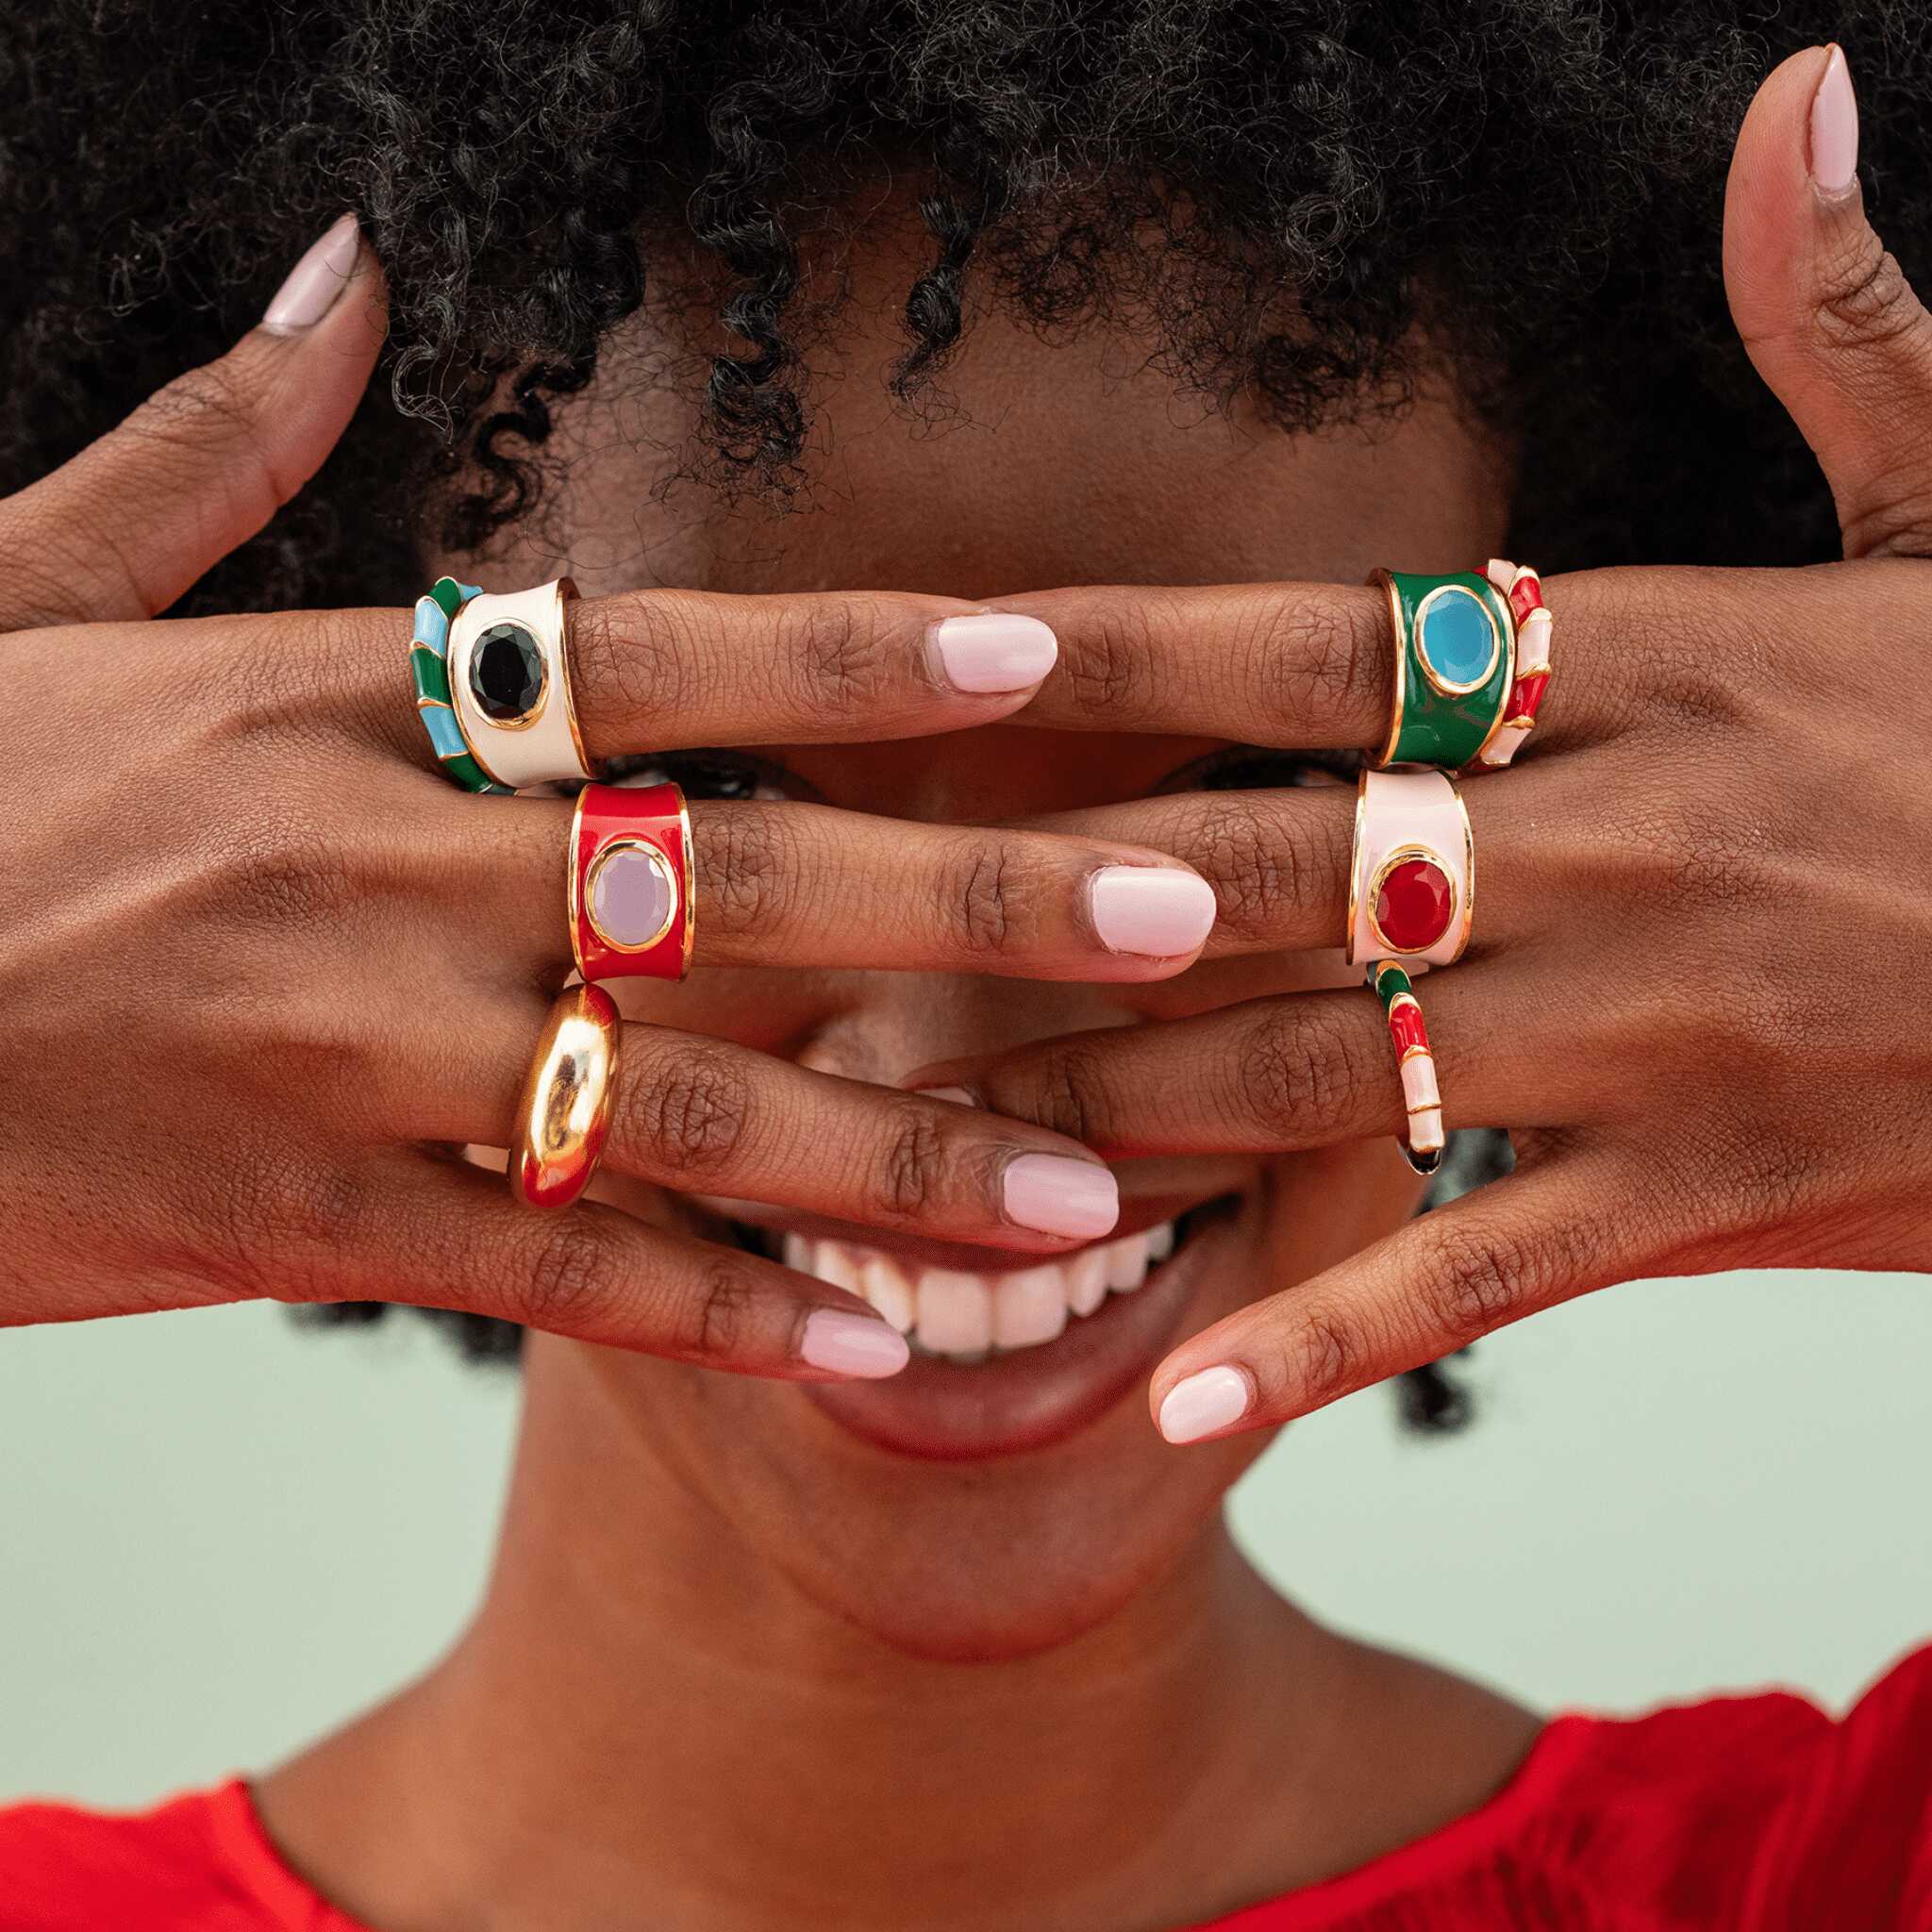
[574,592,691,726]
[778,600,891,717]
[1235,1002,1368,1141]
[870,1102,947,1222]
[942,838,1038,958]
[1059,596,1158,719]
[1288,1304,1368,1408]
[700,803,799,939]
[1812,229,1928,363]
[1185,798,1338,941]
[622,1042,753,1179]
[1243,590,1385,732]
[662,1255,754,1360]
[515,1218,624,1332]
[213,811,359,931]
[1013,1041,1112,1147]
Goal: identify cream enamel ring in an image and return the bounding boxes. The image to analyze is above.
[446,577,591,791]
[1344,767,1474,971]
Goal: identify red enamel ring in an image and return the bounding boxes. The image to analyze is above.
[569,781,695,982]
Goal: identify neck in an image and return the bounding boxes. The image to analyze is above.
[258,1341,1493,1932]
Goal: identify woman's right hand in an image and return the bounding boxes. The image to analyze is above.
[0,216,1215,1380]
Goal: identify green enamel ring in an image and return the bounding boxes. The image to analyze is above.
[410,575,513,794]
[1369,569,1516,771]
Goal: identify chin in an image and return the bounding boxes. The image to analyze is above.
[590,1169,1393,1663]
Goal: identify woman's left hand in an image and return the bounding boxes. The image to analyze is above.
[907,45,1932,1442]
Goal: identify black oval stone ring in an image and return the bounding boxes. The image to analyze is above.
[440,577,591,791]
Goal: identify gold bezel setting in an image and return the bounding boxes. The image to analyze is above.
[585,838,680,955]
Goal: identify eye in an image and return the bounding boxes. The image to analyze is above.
[595,750,817,804]
[1156,744,1360,794]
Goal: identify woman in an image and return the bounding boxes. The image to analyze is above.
[2,4,1928,1924]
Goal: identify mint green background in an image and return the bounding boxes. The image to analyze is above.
[3,1269,1927,1805]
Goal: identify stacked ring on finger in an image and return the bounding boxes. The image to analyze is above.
[1476,558,1554,768]
[409,575,592,792]
[1368,561,1553,773]
[1368,961,1444,1176]
[510,984,623,1208]
[1347,768,1472,1173]
[570,780,695,982]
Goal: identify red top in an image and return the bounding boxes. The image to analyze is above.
[6,1645,1931,1931]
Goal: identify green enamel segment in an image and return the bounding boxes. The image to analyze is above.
[1371,963,1413,1008]
[431,576,466,621]
[410,645,452,707]
[442,749,512,794]
[1386,571,1512,769]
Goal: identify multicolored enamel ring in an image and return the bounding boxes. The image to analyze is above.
[569,781,695,982]
[1368,961,1444,1175]
[409,576,592,792]
[1476,558,1554,769]
[1368,567,1517,772]
[1344,768,1474,971]
[510,984,622,1208]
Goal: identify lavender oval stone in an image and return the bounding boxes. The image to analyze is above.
[590,844,675,949]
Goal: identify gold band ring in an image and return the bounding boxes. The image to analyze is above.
[510,984,622,1209]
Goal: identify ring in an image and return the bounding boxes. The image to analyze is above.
[410,576,509,794]
[409,576,591,792]
[1345,767,1473,970]
[510,984,622,1209]
[447,577,591,791]
[1474,558,1554,768]
[569,780,694,982]
[1368,567,1518,772]
[1368,960,1444,1176]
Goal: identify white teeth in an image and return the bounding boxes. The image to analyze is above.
[777,1216,1183,1361]
[916,1269,992,1355]
[1105,1232,1150,1292]
[992,1266,1070,1348]
[859,1254,916,1333]
[812,1241,861,1295]
[1067,1246,1109,1318]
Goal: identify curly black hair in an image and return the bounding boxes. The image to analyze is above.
[5,1,1915,1424]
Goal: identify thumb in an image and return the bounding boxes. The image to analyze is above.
[0,213,388,627]
[1724,43,1932,559]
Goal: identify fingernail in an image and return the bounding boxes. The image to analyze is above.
[263,214,362,335]
[1089,866,1218,958]
[1003,1154,1119,1240]
[920,1086,980,1108]
[928,612,1058,693]
[800,1307,910,1379]
[1809,44,1859,199]
[1158,1366,1252,1444]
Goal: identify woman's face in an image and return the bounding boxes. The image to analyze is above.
[475,216,1512,1661]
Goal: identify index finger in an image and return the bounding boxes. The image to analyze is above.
[989,578,1601,753]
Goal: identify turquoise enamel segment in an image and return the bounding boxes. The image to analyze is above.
[410,577,510,794]
[1374,570,1515,771]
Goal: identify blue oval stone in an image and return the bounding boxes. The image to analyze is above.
[1418,588,1495,687]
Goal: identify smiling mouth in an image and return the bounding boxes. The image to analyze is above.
[724,1197,1241,1363]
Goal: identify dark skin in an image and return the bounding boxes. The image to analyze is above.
[3,41,1927,1930]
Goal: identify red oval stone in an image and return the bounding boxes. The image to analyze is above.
[1374,858,1453,953]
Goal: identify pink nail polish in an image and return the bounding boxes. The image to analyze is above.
[928,613,1058,693]
[1003,1154,1119,1240]
[1809,44,1859,198]
[1089,866,1217,958]
[262,214,362,335]
[800,1307,909,1379]
[920,1086,980,1108]
[1158,1366,1251,1444]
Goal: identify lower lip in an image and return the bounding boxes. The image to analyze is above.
[801,1220,1228,1461]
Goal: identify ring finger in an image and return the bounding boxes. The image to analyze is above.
[467,793,1223,980]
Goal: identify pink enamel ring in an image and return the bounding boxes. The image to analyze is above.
[1476,558,1554,769]
[1345,768,1474,972]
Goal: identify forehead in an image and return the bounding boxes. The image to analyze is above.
[479,223,1514,606]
